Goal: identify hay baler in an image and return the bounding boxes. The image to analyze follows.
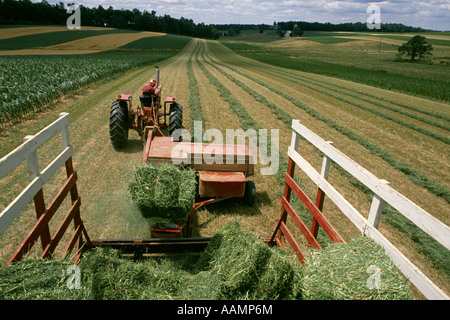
[108,67,256,238]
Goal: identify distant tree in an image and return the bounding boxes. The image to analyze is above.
[398,35,433,62]
[292,24,303,37]
[276,29,285,37]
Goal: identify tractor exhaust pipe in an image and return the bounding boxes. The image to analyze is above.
[155,66,160,87]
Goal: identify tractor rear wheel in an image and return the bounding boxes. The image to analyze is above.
[109,100,129,149]
[168,103,183,142]
[244,180,256,206]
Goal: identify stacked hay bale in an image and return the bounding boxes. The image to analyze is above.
[195,220,302,300]
[0,222,412,300]
[127,164,197,225]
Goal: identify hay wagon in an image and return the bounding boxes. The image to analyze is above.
[0,113,448,300]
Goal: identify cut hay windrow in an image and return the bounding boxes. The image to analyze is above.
[0,221,411,300]
[203,45,449,276]
[187,43,206,139]
[127,164,197,225]
[206,51,450,203]
[258,67,450,144]
[277,67,450,124]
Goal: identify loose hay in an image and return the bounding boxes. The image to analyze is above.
[0,222,412,300]
[302,237,412,300]
[127,164,197,225]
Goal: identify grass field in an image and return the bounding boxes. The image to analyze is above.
[0,27,448,299]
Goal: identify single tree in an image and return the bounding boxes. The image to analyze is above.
[398,35,433,62]
[292,24,303,37]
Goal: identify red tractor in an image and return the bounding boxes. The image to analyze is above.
[109,66,183,149]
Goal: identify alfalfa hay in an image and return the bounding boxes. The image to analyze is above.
[302,236,412,300]
[0,224,412,300]
[197,220,303,300]
[127,164,197,225]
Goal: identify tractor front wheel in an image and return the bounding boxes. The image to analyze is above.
[109,100,129,150]
[169,103,183,142]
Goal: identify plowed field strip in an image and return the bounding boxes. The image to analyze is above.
[205,41,450,216]
[240,63,450,157]
[203,41,439,221]
[186,40,204,134]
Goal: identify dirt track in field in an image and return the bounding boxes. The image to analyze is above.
[1,38,448,295]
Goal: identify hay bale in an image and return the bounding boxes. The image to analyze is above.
[198,220,303,300]
[249,247,303,300]
[302,236,412,300]
[0,258,75,300]
[0,223,412,300]
[127,164,197,225]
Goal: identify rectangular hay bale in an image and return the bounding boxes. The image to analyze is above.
[127,164,197,225]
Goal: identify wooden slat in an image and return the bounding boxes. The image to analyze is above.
[291,119,450,250]
[64,224,83,257]
[363,219,449,300]
[7,172,77,263]
[269,158,296,245]
[41,197,81,259]
[281,196,322,249]
[0,146,73,235]
[284,173,345,244]
[312,149,332,237]
[279,222,305,263]
[368,193,386,229]
[289,146,385,233]
[0,113,70,179]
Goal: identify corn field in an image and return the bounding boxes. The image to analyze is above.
[0,53,168,128]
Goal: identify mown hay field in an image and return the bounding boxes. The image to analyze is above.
[0,28,448,298]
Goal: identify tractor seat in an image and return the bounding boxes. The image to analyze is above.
[140,95,153,107]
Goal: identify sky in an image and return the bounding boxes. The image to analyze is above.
[47,0,450,31]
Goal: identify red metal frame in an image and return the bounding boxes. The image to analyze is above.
[7,157,92,265]
[269,157,345,264]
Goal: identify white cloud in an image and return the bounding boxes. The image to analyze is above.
[44,0,450,30]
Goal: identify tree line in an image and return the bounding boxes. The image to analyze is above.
[0,0,430,39]
[0,0,220,39]
[215,21,429,33]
